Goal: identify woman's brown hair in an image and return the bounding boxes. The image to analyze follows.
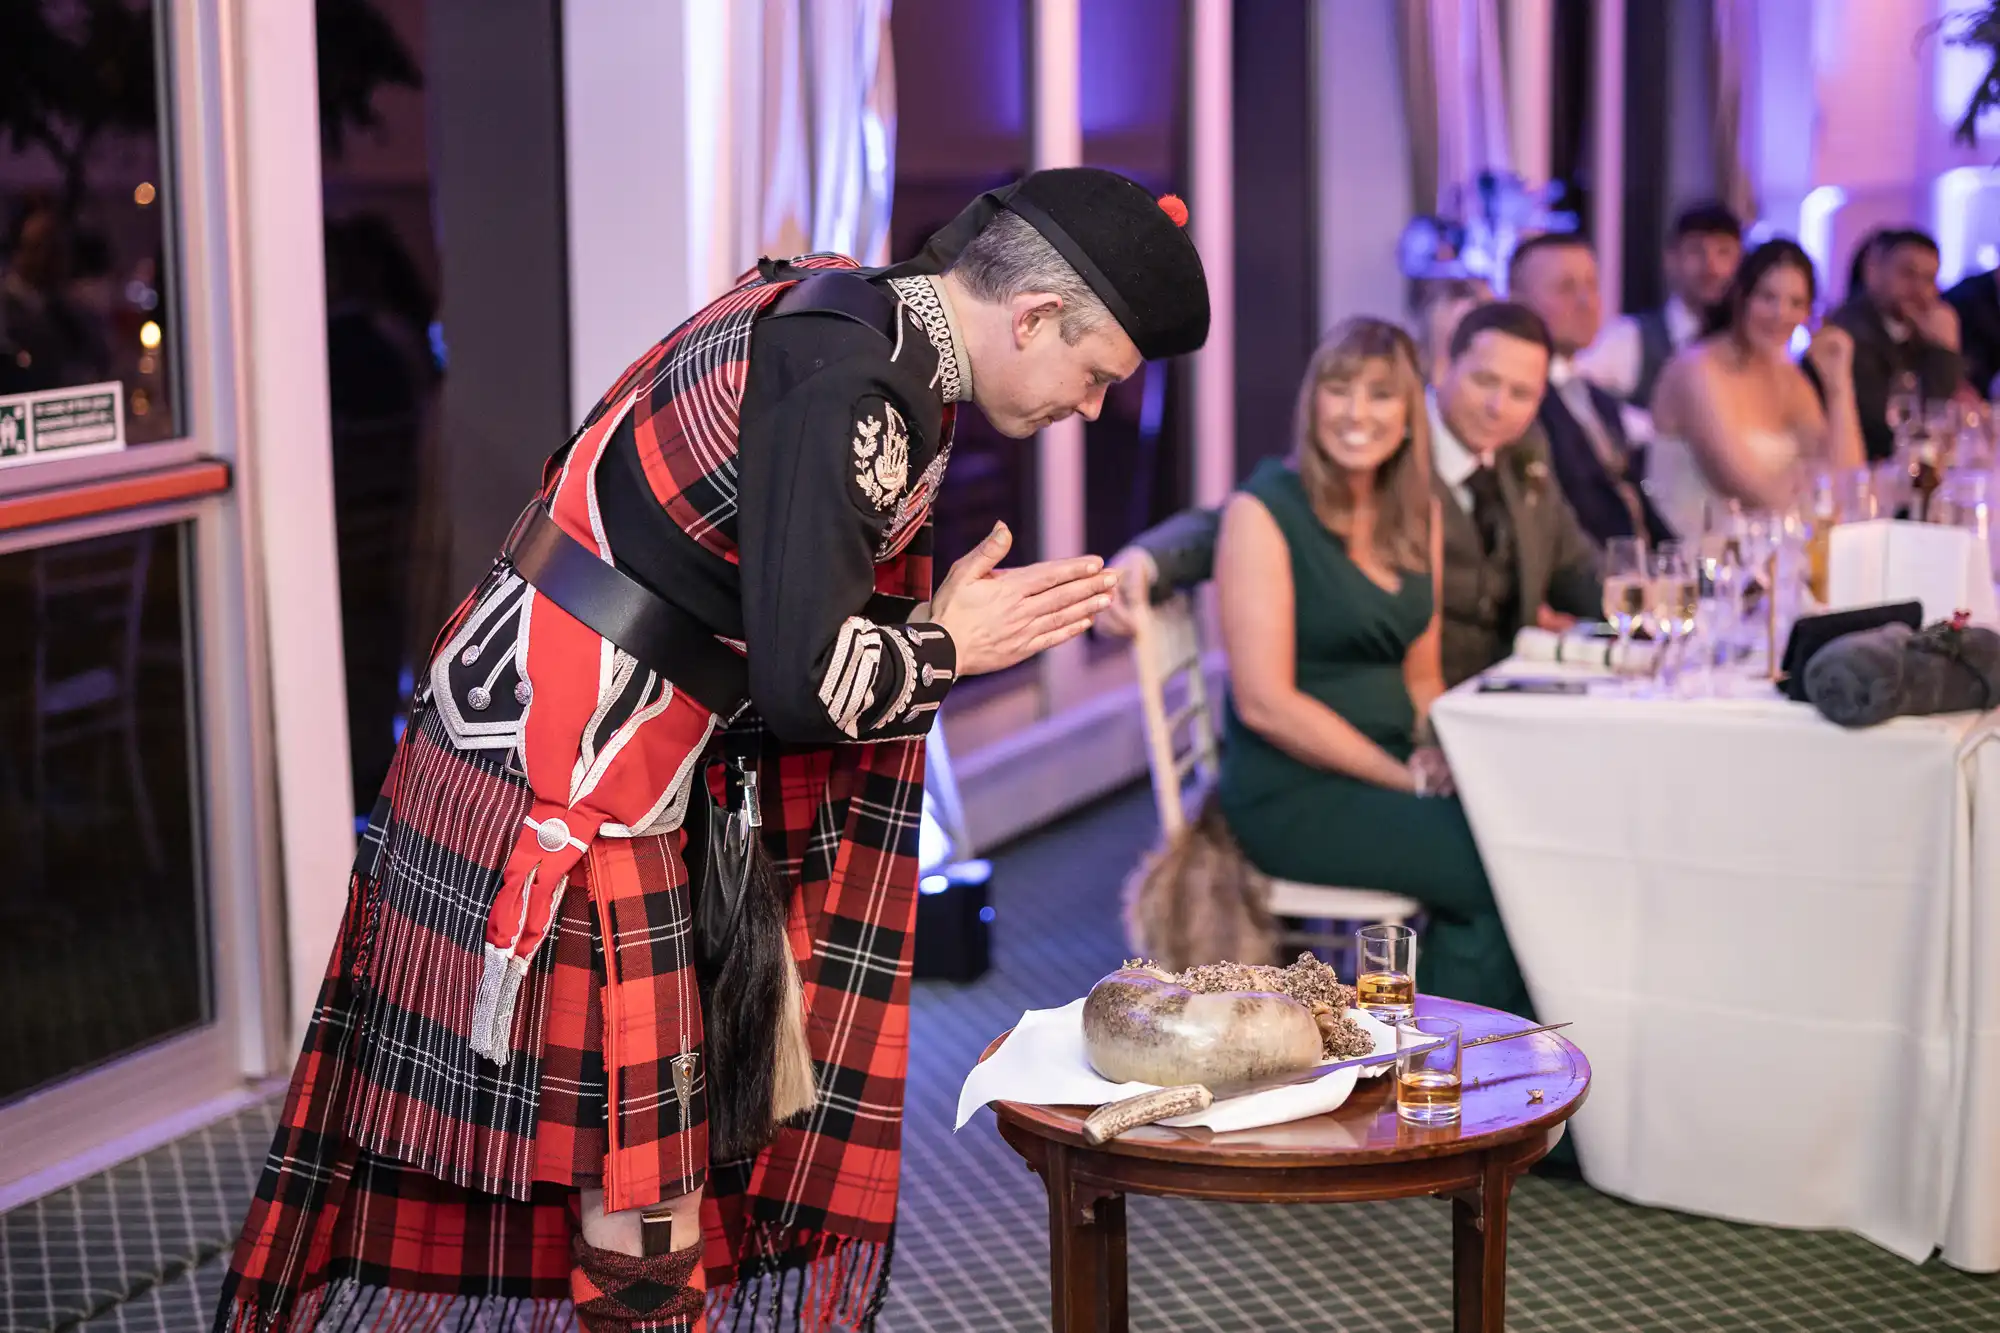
[1290,317,1433,573]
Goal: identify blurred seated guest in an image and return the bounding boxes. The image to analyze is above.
[1411,276,1493,388]
[1944,264,2000,399]
[0,195,112,397]
[1577,201,1742,410]
[1212,316,1531,1017]
[1828,228,1965,460]
[1509,233,1676,547]
[1846,228,1885,305]
[1648,240,1864,534]
[1100,302,1601,689]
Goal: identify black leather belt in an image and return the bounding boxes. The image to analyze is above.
[504,504,750,719]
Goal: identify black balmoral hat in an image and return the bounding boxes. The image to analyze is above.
[886,167,1211,360]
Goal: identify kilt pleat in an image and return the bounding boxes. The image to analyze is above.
[345,711,552,1199]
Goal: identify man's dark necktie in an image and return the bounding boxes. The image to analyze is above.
[1465,465,1508,554]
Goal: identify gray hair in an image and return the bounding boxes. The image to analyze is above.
[947,211,1112,343]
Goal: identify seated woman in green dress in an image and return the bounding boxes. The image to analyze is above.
[1214,316,1532,1020]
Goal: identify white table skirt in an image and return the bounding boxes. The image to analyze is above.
[1432,667,2000,1269]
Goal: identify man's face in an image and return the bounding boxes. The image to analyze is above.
[1512,244,1601,355]
[1666,231,1741,310]
[1438,329,1551,460]
[974,295,1142,439]
[1880,242,1941,324]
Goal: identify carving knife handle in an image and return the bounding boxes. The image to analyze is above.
[1080,1085,1213,1145]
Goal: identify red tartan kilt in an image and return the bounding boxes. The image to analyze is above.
[340,709,708,1209]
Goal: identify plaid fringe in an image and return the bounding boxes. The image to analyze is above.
[215,1283,579,1333]
[707,1227,892,1333]
[218,1238,887,1333]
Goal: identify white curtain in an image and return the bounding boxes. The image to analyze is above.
[684,0,897,301]
[1709,0,1759,226]
[1401,0,1512,217]
[759,0,898,266]
[1434,0,1512,212]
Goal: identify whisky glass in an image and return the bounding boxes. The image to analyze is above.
[1396,1016,1463,1126]
[1355,923,1416,1022]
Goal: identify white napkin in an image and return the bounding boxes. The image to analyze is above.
[1827,519,2000,625]
[955,998,1399,1135]
[1511,626,1658,673]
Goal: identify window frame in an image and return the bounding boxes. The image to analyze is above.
[0,0,291,1206]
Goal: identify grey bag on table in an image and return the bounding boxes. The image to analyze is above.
[1803,619,2000,728]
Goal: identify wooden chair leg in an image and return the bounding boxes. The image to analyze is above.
[1452,1154,1515,1332]
[1044,1143,1129,1333]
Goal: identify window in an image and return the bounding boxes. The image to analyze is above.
[1,0,183,466]
[889,0,1038,572]
[0,522,208,1103]
[1081,0,1192,561]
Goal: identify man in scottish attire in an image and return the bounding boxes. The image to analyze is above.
[217,167,1208,1333]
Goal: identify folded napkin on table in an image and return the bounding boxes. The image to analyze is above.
[955,998,1397,1135]
[1512,626,1660,673]
[1803,619,2000,728]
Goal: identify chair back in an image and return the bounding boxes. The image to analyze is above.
[32,529,154,727]
[1129,591,1220,839]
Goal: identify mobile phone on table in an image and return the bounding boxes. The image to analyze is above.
[1476,676,1591,695]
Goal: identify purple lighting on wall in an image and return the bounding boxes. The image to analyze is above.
[1079,0,1176,137]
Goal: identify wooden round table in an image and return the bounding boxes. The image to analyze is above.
[983,996,1590,1333]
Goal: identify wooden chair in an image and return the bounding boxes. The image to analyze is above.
[1130,589,1418,960]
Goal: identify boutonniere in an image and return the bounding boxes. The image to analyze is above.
[1507,450,1550,499]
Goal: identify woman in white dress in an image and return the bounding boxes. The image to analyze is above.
[1648,239,1863,536]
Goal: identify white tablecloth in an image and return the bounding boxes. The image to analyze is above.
[1431,666,2000,1269]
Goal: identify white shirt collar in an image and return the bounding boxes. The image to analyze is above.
[1548,353,1577,387]
[1664,296,1700,346]
[1428,391,1482,491]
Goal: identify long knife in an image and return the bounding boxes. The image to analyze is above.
[1078,1021,1571,1146]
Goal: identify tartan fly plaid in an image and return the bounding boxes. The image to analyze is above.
[218,256,939,1333]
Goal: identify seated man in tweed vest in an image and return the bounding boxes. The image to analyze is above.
[1102,302,1600,689]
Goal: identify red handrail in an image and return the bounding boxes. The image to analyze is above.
[0,460,231,534]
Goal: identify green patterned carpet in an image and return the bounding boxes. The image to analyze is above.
[5,786,1997,1331]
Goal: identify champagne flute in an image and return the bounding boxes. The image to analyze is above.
[1731,509,1780,670]
[1886,372,1920,446]
[1700,539,1747,677]
[1602,536,1648,672]
[1647,543,1700,684]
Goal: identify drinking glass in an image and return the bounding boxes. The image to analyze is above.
[1700,539,1748,671]
[1646,543,1699,679]
[1886,372,1921,446]
[1957,403,1995,471]
[1356,924,1416,1023]
[1899,428,1946,521]
[1870,459,1912,521]
[1933,470,1999,581]
[1925,398,1959,451]
[1602,536,1648,669]
[1396,1016,1463,1126]
[1838,465,1883,521]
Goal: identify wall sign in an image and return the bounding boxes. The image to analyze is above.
[0,381,127,469]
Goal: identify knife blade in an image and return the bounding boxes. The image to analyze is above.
[1077,1020,1571,1146]
[1207,1020,1573,1099]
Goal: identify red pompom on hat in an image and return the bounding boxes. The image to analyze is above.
[899,168,1210,358]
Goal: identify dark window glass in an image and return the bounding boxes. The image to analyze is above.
[889,0,1037,572]
[1082,0,1191,562]
[317,0,438,817]
[0,0,182,456]
[0,523,208,1103]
